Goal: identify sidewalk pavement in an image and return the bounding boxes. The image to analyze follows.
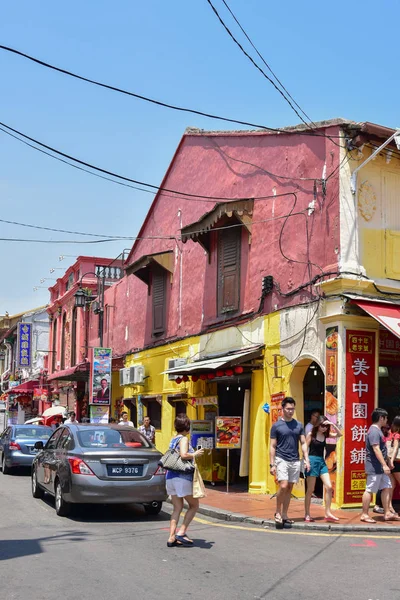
[192,485,400,533]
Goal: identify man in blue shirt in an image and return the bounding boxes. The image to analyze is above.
[269,397,309,528]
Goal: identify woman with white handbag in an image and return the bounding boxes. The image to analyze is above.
[165,414,204,548]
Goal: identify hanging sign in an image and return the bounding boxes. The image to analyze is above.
[343,330,376,504]
[90,347,112,405]
[270,392,285,424]
[17,323,32,368]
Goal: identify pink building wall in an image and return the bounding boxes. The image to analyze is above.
[89,126,342,355]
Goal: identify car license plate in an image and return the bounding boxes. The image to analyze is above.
[107,465,143,477]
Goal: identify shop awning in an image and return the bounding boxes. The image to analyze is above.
[8,380,39,395]
[351,299,400,340]
[163,345,263,376]
[47,362,90,382]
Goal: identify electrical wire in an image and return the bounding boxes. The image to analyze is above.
[220,0,314,126]
[0,44,345,141]
[0,120,315,202]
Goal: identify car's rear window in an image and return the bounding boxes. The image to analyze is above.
[77,428,150,449]
[15,427,52,439]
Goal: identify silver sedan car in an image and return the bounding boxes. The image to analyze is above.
[0,425,53,473]
[31,424,167,517]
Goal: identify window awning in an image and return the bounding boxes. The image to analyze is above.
[125,251,174,285]
[47,362,90,382]
[351,298,400,340]
[163,345,263,376]
[181,199,253,252]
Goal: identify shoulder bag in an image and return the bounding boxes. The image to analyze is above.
[158,436,195,473]
[386,438,400,461]
[192,461,206,499]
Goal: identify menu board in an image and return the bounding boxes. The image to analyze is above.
[215,416,242,449]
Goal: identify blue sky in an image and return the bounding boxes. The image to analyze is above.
[1,0,399,314]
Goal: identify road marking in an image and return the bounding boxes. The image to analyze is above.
[193,515,400,540]
[350,539,377,547]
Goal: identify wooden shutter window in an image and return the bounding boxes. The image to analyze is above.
[218,227,241,315]
[152,268,167,335]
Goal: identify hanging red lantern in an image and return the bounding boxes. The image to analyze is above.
[182,375,189,382]
[175,377,182,384]
[216,370,224,377]
[225,369,234,377]
[234,366,244,374]
[207,373,215,380]
[191,375,199,382]
[200,374,207,380]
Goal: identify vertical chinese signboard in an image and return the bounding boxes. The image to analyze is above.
[325,327,339,501]
[344,330,376,504]
[17,323,32,368]
[90,348,112,405]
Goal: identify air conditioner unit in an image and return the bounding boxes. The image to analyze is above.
[132,365,145,385]
[119,366,145,385]
[168,358,187,381]
[119,368,130,386]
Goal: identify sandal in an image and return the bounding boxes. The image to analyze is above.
[175,534,194,545]
[304,515,315,523]
[274,513,284,529]
[360,516,376,524]
[283,518,295,525]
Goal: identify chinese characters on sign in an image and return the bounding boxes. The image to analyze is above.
[270,392,285,424]
[17,323,32,368]
[344,330,376,504]
[90,347,112,405]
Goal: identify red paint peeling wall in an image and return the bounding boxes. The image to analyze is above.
[89,127,341,355]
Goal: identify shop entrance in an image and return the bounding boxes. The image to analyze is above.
[217,376,251,488]
[303,362,325,426]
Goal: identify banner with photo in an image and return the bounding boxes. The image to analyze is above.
[90,348,112,405]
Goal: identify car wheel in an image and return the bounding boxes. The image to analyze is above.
[55,479,70,517]
[144,502,162,515]
[2,454,11,475]
[31,468,44,499]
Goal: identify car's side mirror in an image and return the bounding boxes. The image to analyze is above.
[34,441,44,450]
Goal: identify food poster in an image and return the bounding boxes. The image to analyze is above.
[344,330,376,504]
[270,392,285,424]
[325,327,339,501]
[215,416,241,449]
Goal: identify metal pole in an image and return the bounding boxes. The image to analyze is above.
[350,129,400,194]
[226,448,230,494]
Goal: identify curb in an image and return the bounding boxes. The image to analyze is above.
[180,501,400,534]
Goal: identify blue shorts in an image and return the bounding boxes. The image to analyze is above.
[306,456,328,477]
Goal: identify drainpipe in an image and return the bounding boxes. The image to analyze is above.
[350,129,400,194]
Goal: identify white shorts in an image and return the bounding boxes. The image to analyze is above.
[166,477,193,498]
[275,457,301,483]
[365,473,392,494]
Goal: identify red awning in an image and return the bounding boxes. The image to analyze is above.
[47,362,90,382]
[9,380,39,395]
[352,299,400,339]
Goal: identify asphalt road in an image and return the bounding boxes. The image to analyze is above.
[1,470,399,600]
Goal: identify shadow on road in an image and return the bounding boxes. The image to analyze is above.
[0,531,89,562]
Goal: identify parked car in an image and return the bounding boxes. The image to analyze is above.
[31,424,167,517]
[0,425,53,473]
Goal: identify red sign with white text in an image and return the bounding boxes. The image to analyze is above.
[344,330,376,504]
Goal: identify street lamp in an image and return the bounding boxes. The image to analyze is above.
[73,272,104,347]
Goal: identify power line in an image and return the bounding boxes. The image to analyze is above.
[0,120,321,202]
[205,0,313,130]
[205,0,344,149]
[0,44,344,141]
[220,0,314,125]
